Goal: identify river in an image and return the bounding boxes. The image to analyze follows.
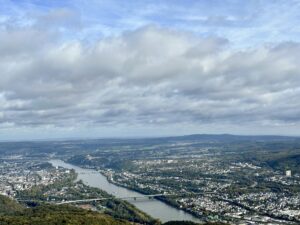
[50,160,201,223]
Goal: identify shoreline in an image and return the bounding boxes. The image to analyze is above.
[61,160,298,224]
[91,167,298,225]
[53,159,202,223]
[96,169,204,222]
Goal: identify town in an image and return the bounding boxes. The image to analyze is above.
[1,135,300,224]
[67,136,300,224]
[101,158,300,224]
[0,157,68,197]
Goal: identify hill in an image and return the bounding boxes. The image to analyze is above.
[0,195,24,215]
[0,195,131,225]
[0,195,231,225]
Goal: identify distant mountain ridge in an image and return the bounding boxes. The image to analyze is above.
[0,134,299,156]
[161,134,300,142]
[1,133,299,143]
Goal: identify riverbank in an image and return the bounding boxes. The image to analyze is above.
[98,170,204,221]
[51,160,202,223]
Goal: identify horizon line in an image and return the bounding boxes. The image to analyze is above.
[0,133,299,143]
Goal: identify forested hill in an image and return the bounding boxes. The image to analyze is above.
[0,195,131,225]
[0,195,23,215]
[0,195,228,225]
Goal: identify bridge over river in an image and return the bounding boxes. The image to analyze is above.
[48,159,202,223]
[17,194,177,205]
[17,192,214,205]
[55,193,175,205]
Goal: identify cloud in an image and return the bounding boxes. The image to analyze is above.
[0,23,300,137]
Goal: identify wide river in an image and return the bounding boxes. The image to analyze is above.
[50,160,201,223]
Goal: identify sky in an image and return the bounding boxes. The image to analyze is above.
[0,0,300,140]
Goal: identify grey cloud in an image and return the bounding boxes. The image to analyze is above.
[1,26,300,131]
[0,29,50,57]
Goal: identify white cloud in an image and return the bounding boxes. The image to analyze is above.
[1,0,300,138]
[0,25,299,137]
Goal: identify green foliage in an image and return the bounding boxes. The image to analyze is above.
[103,199,160,224]
[17,177,157,224]
[266,154,300,173]
[0,195,24,215]
[0,195,130,225]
